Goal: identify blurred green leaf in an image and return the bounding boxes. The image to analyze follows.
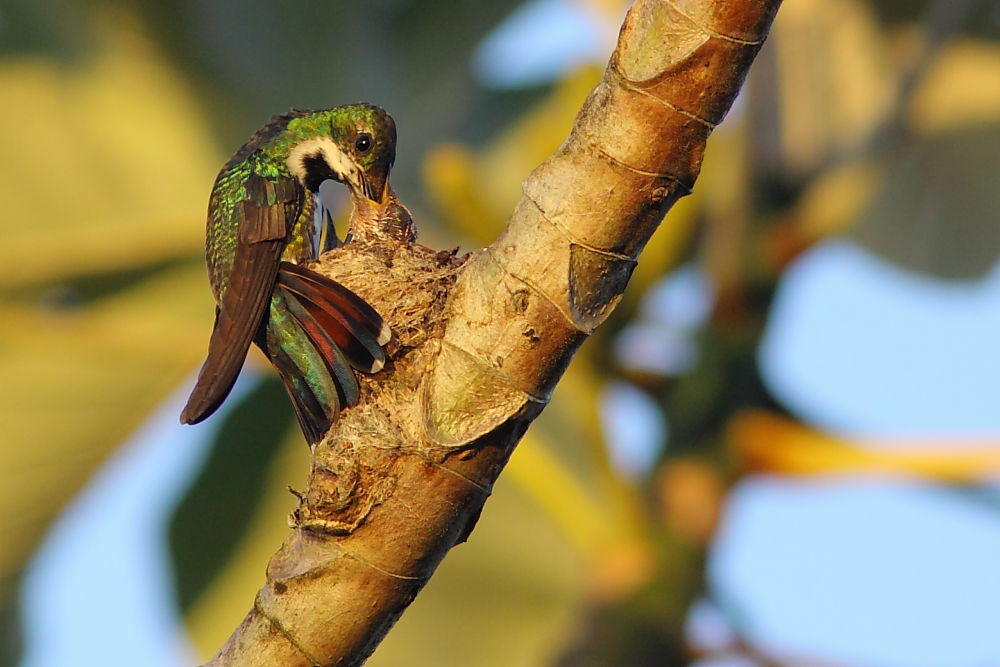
[168,376,294,612]
[0,579,22,667]
[0,0,92,58]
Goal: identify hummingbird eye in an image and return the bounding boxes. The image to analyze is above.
[355,133,373,153]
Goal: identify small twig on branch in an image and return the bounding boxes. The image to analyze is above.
[207,1,782,664]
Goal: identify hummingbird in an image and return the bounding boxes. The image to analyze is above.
[181,104,408,445]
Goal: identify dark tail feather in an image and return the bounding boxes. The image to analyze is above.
[277,270,386,373]
[278,262,391,347]
[268,344,331,446]
[276,285,360,406]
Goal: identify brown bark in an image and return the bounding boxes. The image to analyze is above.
[207,1,782,664]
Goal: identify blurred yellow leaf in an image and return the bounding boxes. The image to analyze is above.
[909,38,1000,134]
[423,143,500,245]
[767,0,894,174]
[479,67,602,216]
[793,160,880,241]
[424,67,602,244]
[534,356,653,545]
[578,0,629,26]
[506,433,613,554]
[0,7,220,601]
[0,262,211,587]
[732,410,1000,482]
[0,9,218,288]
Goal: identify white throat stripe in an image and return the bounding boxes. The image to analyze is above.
[286,137,357,185]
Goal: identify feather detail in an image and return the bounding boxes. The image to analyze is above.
[276,285,360,406]
[268,344,330,446]
[259,293,343,445]
[278,261,391,346]
[277,268,386,373]
[180,236,284,425]
[182,172,297,426]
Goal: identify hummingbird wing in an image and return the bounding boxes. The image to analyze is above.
[182,169,392,445]
[180,173,301,425]
[277,262,390,371]
[270,263,392,444]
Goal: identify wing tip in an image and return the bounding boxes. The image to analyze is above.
[180,382,227,426]
[180,396,219,426]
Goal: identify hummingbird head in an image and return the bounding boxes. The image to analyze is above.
[284,104,396,204]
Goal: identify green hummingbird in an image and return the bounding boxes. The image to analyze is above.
[180,104,405,444]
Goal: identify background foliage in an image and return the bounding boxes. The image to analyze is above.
[1,0,998,665]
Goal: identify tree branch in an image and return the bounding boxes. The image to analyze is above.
[207,1,781,664]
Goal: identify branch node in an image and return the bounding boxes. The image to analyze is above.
[610,66,718,130]
[432,462,493,495]
[484,247,585,333]
[342,547,426,581]
[437,339,551,405]
[594,146,694,195]
[254,593,324,667]
[522,190,635,261]
[662,0,766,45]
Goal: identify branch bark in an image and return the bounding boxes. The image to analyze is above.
[208,1,781,664]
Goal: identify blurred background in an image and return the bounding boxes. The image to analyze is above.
[1,0,999,665]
